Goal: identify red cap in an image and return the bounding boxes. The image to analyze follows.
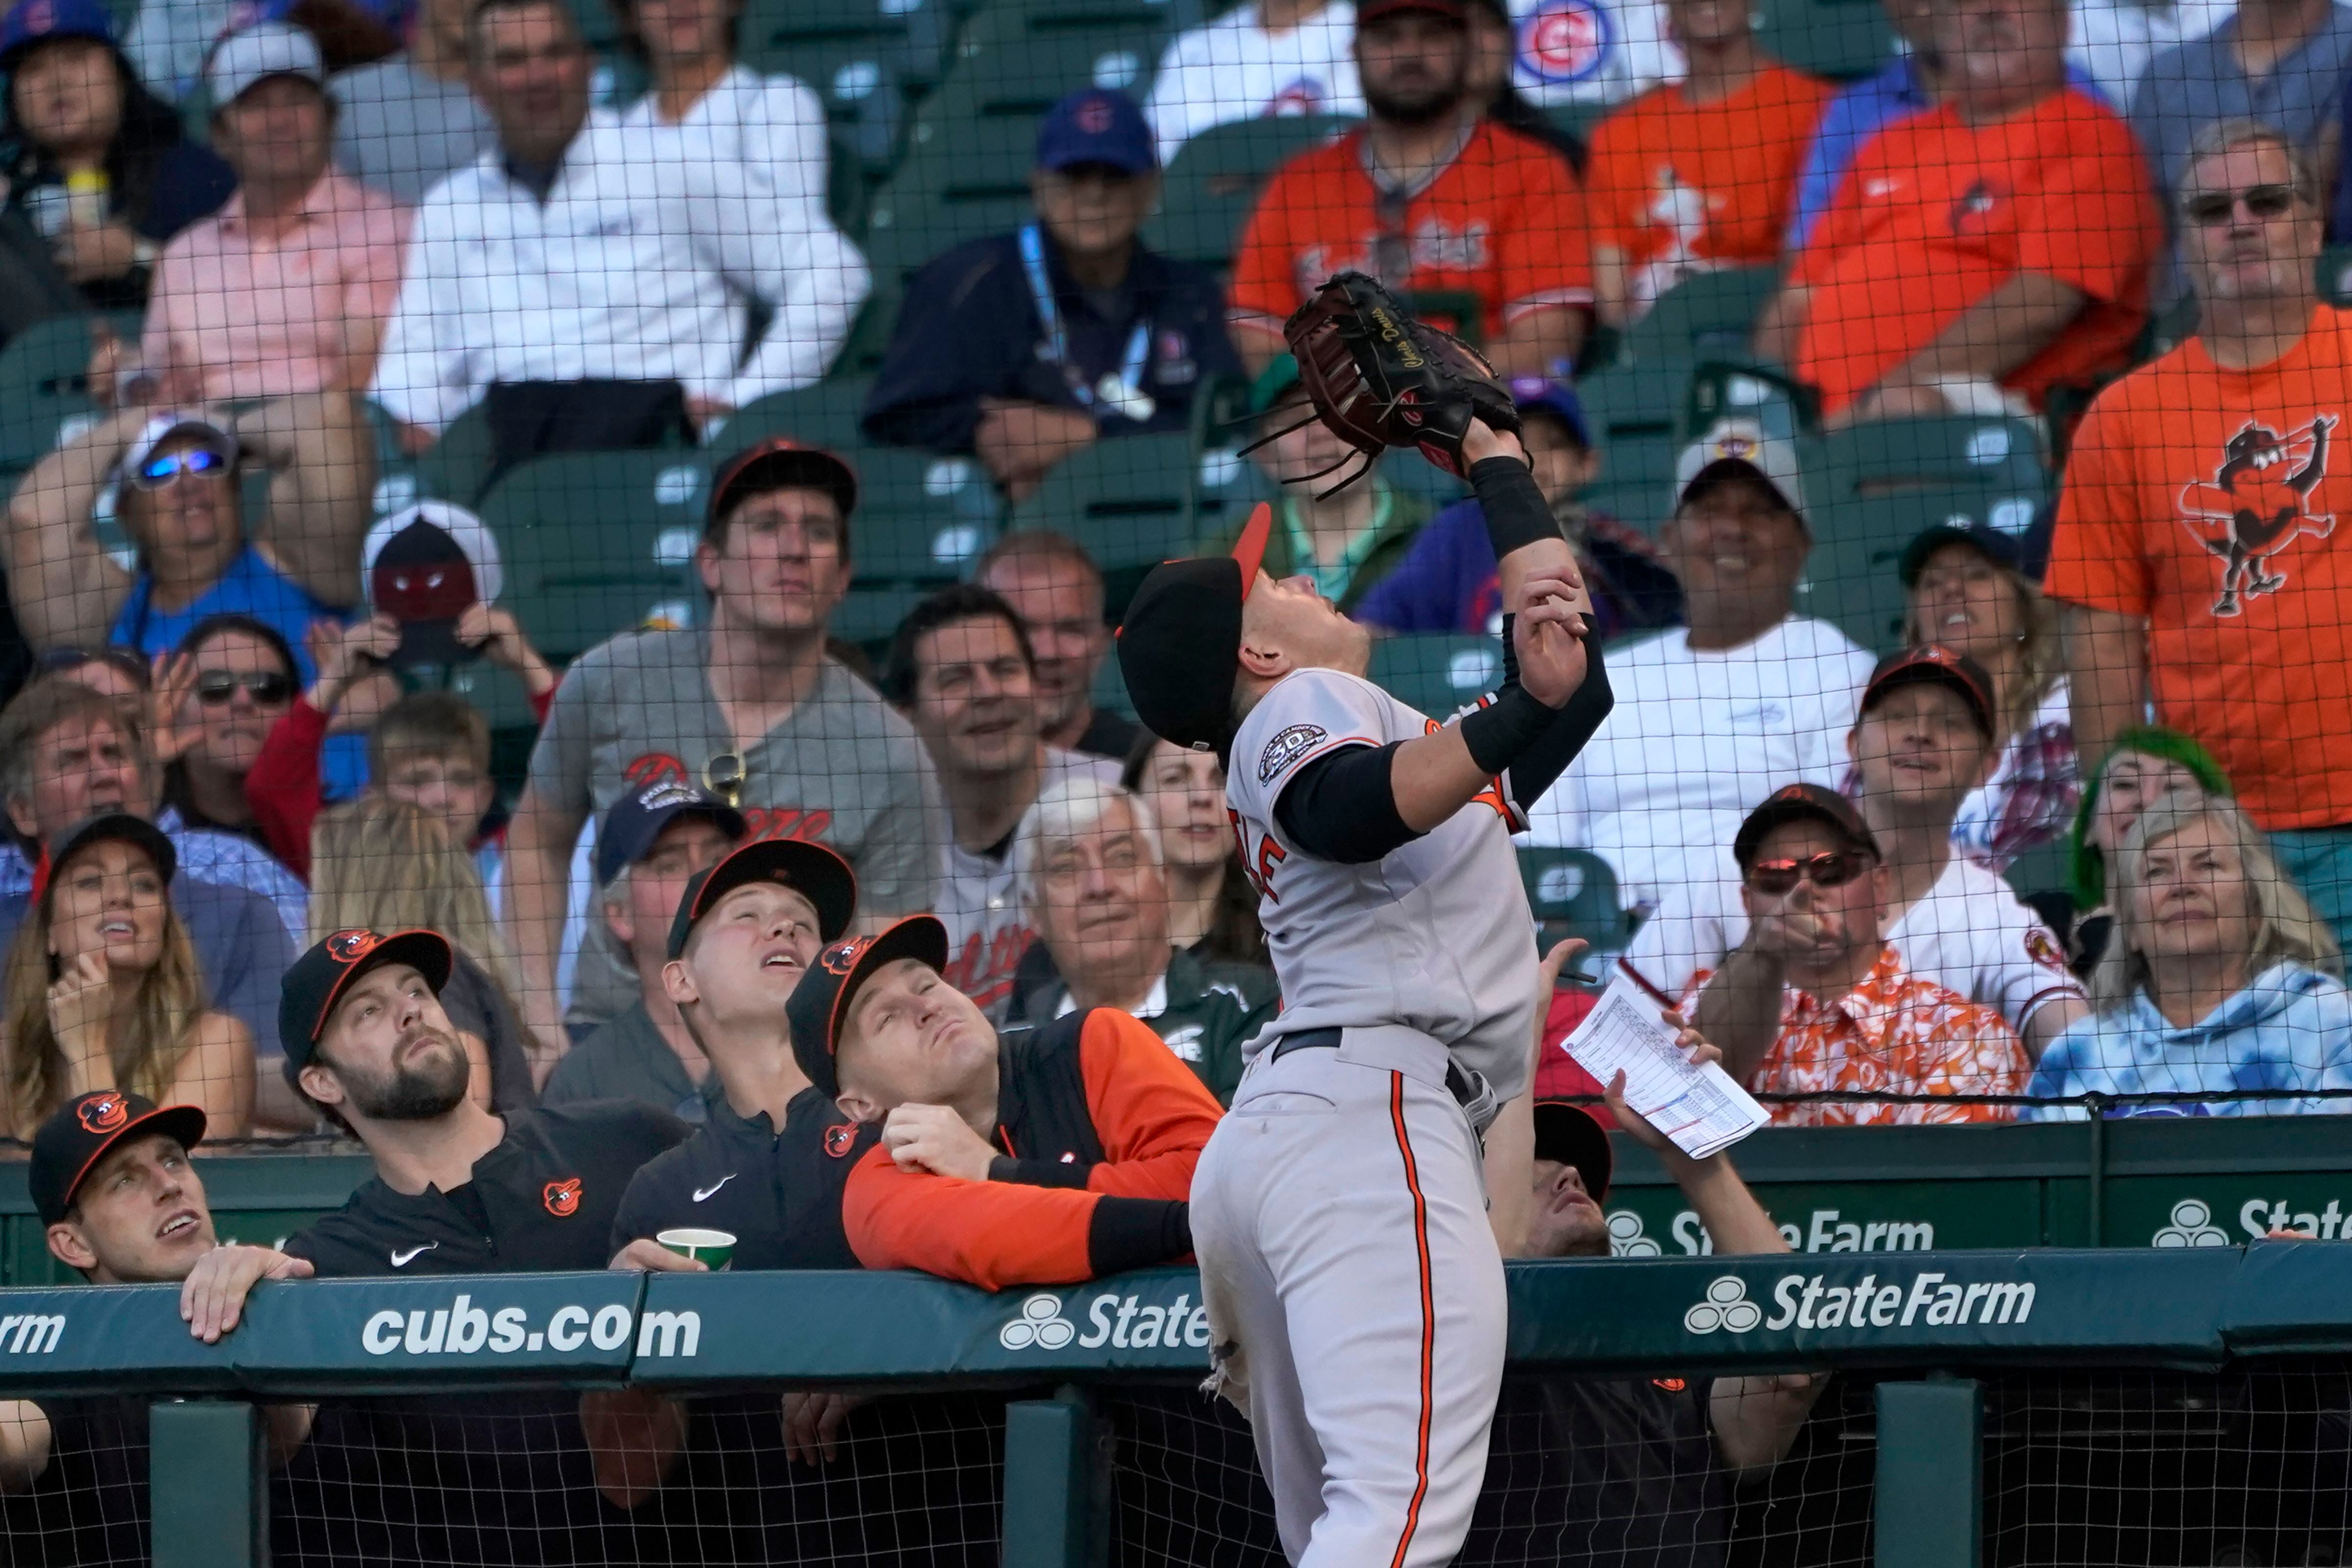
[1232,502,1273,598]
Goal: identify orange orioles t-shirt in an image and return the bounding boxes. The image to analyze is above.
[2048,310,2352,830]
[1788,86,2161,416]
[1584,64,1833,317]
[1227,119,1593,350]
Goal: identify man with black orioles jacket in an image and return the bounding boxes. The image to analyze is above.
[584,839,999,1566]
[790,912,1223,1290]
[272,926,691,1565]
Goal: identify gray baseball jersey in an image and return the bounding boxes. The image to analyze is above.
[1226,666,1538,1104]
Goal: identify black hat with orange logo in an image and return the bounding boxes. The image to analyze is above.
[786,915,951,1100]
[665,838,858,962]
[278,928,456,1084]
[30,1090,206,1225]
[1117,501,1274,756]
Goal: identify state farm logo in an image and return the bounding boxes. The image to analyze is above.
[1683,1269,2037,1335]
[999,1287,1211,1352]
[1000,1293,1076,1351]
[1684,1276,1763,1335]
[2152,1199,2230,1248]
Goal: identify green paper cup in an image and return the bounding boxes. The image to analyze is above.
[656,1227,736,1271]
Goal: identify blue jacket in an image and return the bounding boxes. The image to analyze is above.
[861,228,1241,454]
[2020,962,2352,1119]
[1350,497,1683,641]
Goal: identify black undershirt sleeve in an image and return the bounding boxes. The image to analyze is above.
[1274,742,1421,864]
[1087,1198,1194,1275]
[1504,637,1614,813]
[988,1154,1097,1189]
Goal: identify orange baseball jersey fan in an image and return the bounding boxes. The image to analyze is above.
[2048,311,2352,831]
[1227,120,1593,349]
[1788,86,2161,416]
[842,1007,1224,1290]
[1585,64,1833,314]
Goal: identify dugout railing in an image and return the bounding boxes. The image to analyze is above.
[10,1244,2352,1568]
[3,1116,2350,1287]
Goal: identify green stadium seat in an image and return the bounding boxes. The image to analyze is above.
[1813,414,2050,506]
[925,16,1164,123]
[851,447,1001,584]
[477,452,710,661]
[983,0,1202,36]
[864,116,1043,260]
[708,376,876,461]
[2321,245,2352,306]
[0,313,123,475]
[1617,266,1780,366]
[833,582,933,654]
[742,0,951,85]
[1144,113,1360,267]
[832,282,905,379]
[1681,357,1817,442]
[1367,633,1500,718]
[1014,432,1198,613]
[1755,0,1892,78]
[1519,846,1631,957]
[2002,835,2075,904]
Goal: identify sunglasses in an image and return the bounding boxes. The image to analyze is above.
[196,670,295,706]
[2181,183,2301,227]
[703,751,745,809]
[131,447,229,490]
[1747,850,1872,897]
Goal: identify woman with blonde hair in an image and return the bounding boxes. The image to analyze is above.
[1,814,252,1138]
[307,797,540,1112]
[2024,787,2352,1119]
[1897,520,2076,871]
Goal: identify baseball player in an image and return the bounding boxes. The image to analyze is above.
[1116,276,1616,1568]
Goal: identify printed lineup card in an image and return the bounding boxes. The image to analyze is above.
[1561,969,1771,1159]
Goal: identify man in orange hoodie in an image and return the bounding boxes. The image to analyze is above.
[788,914,1223,1290]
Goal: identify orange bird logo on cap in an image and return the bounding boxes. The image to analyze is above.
[76,1094,128,1134]
[820,938,869,977]
[543,1178,582,1217]
[327,930,382,962]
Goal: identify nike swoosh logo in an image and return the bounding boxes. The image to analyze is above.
[692,1175,736,1202]
[391,1242,439,1268]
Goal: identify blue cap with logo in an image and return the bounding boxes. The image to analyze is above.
[596,779,749,888]
[1035,87,1155,175]
[1509,377,1592,450]
[1,0,114,63]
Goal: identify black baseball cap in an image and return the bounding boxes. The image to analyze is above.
[1860,645,1997,739]
[595,780,748,887]
[30,1090,206,1226]
[709,438,858,535]
[39,813,176,902]
[1896,508,2053,587]
[279,928,455,1080]
[787,915,950,1100]
[1117,502,1274,753]
[1531,1099,1613,1202]
[1732,783,1880,870]
[666,837,857,962]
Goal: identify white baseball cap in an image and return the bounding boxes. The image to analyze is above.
[1673,417,1809,522]
[119,414,236,485]
[363,501,506,614]
[205,20,323,105]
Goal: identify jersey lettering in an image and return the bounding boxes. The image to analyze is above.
[1229,809,1289,904]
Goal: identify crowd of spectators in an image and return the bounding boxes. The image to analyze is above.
[0,0,2343,1262]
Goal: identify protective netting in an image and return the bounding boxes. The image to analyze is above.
[0,0,2342,1157]
[19,1368,2352,1565]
